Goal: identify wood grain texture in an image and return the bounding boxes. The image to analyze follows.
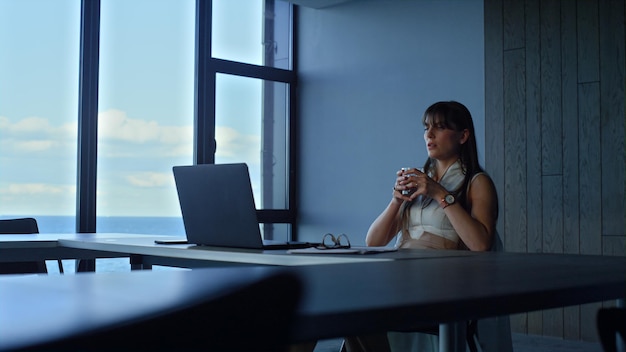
[561,0,582,340]
[599,0,626,237]
[525,0,542,335]
[578,83,602,256]
[484,0,505,242]
[561,0,581,257]
[526,0,542,255]
[503,49,527,254]
[503,0,525,50]
[603,236,626,255]
[483,0,626,342]
[577,0,600,82]
[542,175,564,337]
[503,48,527,334]
[540,0,563,176]
[543,176,564,254]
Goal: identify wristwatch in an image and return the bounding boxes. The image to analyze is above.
[441,193,456,209]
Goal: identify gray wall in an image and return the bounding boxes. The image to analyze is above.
[296,0,485,244]
[484,0,626,342]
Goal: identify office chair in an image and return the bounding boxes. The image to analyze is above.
[20,271,303,351]
[597,307,626,352]
[0,217,63,274]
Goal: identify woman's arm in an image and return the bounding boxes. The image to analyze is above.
[440,174,498,251]
[365,195,404,247]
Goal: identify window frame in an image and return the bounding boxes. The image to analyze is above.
[76,0,299,239]
[196,1,298,239]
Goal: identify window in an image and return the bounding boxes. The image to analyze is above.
[96,0,194,235]
[0,0,80,232]
[201,0,297,241]
[0,0,297,250]
[212,0,292,69]
[215,74,289,210]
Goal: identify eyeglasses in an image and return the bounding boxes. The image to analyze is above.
[317,233,351,250]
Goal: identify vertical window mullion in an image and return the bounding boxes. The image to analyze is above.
[195,0,216,165]
[76,0,101,234]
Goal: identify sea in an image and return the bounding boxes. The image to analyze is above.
[4,215,188,274]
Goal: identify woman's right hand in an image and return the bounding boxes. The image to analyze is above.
[393,168,418,202]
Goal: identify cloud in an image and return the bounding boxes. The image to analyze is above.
[0,115,76,155]
[215,125,260,160]
[2,110,261,162]
[97,109,193,158]
[0,183,75,195]
[125,172,173,188]
[98,109,192,144]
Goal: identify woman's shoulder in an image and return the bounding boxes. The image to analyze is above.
[467,171,496,193]
[470,171,490,183]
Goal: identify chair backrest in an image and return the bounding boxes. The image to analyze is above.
[0,217,47,274]
[0,217,39,234]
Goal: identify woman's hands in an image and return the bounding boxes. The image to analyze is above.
[393,168,447,202]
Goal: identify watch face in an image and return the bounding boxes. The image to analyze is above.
[445,194,455,204]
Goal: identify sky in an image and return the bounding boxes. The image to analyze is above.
[0,0,267,217]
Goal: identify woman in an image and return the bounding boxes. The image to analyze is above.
[346,101,501,352]
[367,100,497,252]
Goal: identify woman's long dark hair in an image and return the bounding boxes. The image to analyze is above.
[421,101,483,209]
[400,101,485,225]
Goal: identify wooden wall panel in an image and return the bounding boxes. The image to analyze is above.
[542,175,564,337]
[484,0,505,240]
[503,49,527,254]
[577,0,600,82]
[503,0,525,50]
[524,0,542,336]
[541,0,563,176]
[525,0,542,255]
[484,0,626,342]
[604,236,626,255]
[599,0,626,237]
[503,48,527,333]
[543,175,564,254]
[561,1,582,339]
[578,82,602,255]
[561,2,580,256]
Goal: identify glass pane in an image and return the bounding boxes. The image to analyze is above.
[215,73,289,210]
[0,0,80,232]
[262,223,292,242]
[97,0,194,236]
[212,0,292,69]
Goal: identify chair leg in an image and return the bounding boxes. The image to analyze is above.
[467,320,478,352]
[598,308,626,352]
[57,260,64,274]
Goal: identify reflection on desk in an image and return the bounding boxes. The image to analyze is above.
[0,267,302,351]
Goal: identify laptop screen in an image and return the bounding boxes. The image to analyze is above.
[172,163,264,249]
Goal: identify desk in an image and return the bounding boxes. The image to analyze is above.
[0,233,147,263]
[57,234,478,269]
[0,234,625,352]
[58,235,397,267]
[0,266,298,351]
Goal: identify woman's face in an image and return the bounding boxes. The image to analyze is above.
[423,115,467,161]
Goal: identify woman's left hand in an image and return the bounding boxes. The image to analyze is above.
[401,169,446,201]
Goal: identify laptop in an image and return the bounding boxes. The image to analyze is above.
[172,163,311,250]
